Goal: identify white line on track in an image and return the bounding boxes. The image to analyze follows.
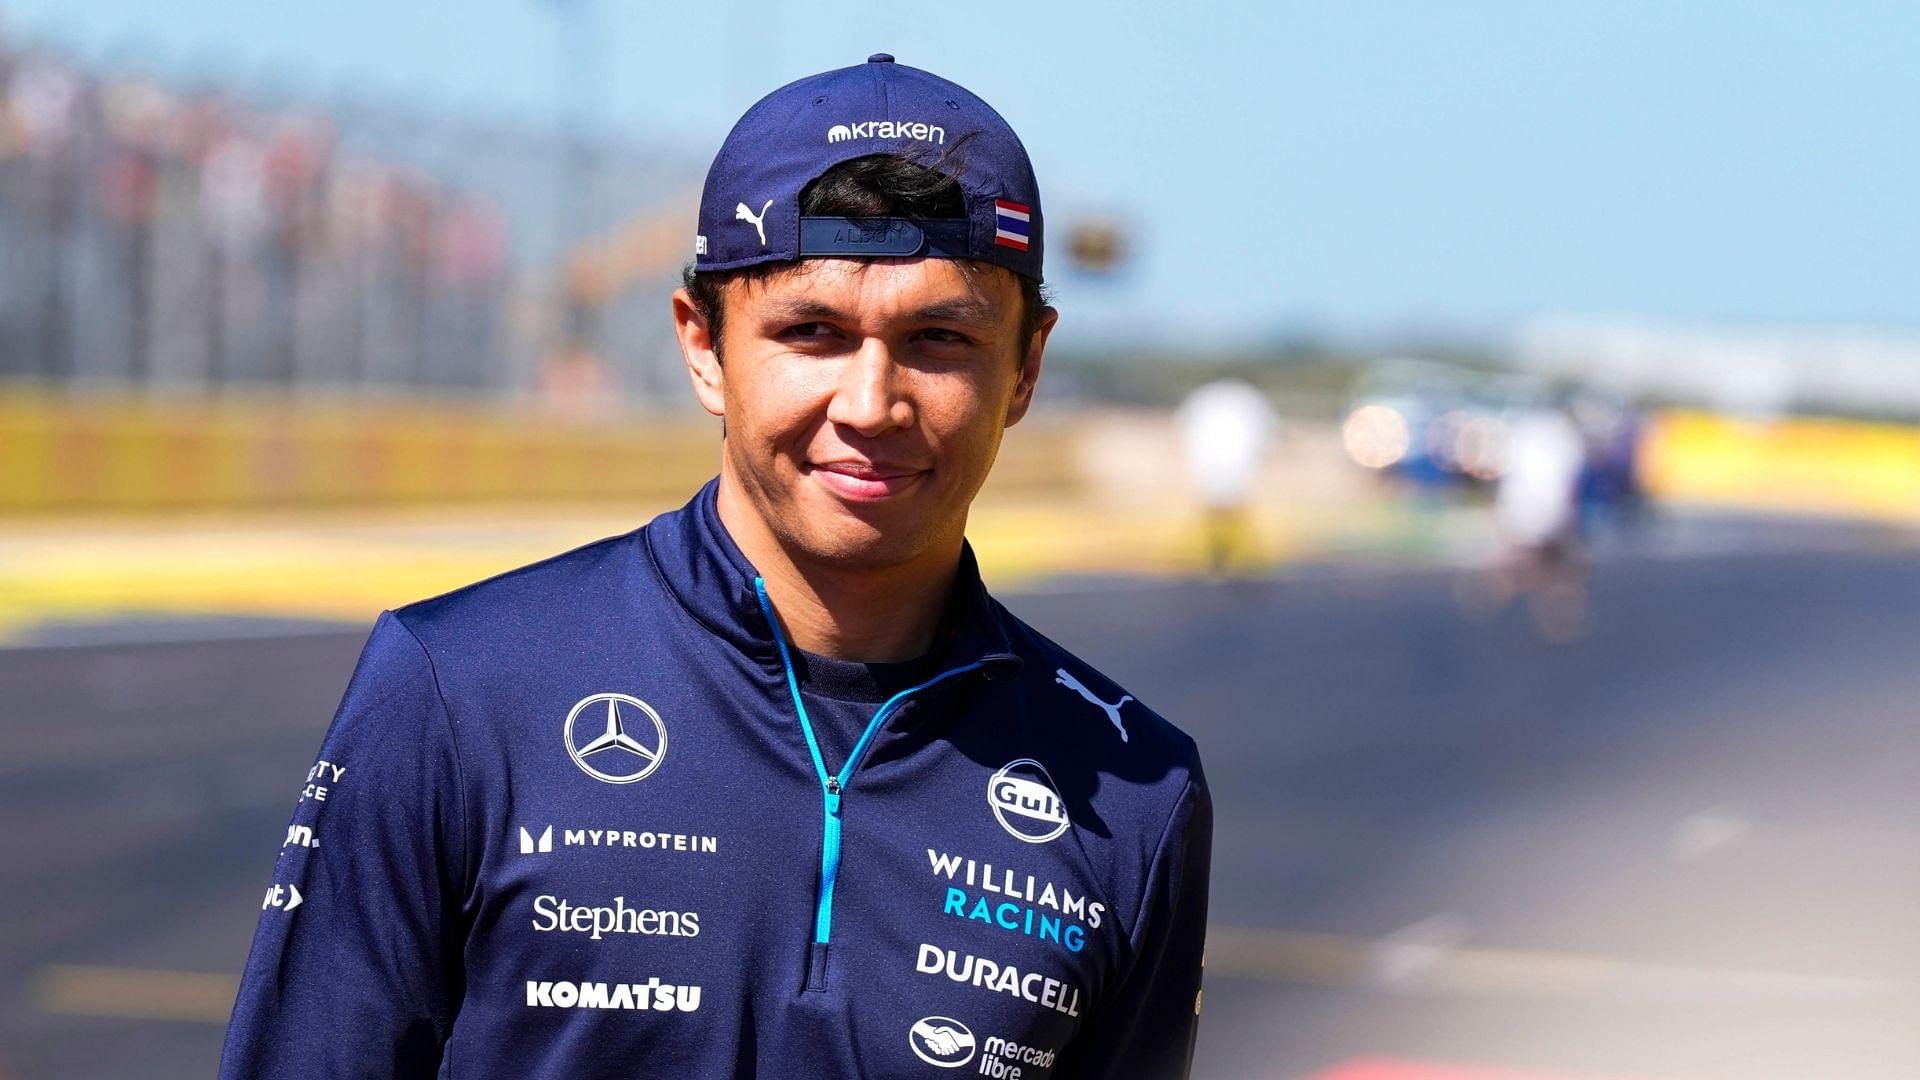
[1205,925,1915,1005]
[1366,913,1472,990]
[1671,805,1752,862]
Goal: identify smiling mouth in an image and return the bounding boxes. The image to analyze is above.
[804,462,927,501]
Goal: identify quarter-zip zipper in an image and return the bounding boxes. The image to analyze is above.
[753,576,985,983]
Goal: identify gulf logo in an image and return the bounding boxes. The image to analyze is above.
[988,758,1070,843]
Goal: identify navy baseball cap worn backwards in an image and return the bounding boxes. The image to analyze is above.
[694,53,1043,281]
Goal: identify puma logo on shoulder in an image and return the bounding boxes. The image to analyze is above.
[1055,668,1133,742]
[734,199,773,246]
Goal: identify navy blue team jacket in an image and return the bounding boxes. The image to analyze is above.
[221,476,1212,1079]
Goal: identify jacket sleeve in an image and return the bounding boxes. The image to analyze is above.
[1059,766,1215,1080]
[219,610,469,1079]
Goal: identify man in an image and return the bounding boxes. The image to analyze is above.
[222,54,1211,1079]
[1175,378,1278,574]
[1492,400,1590,640]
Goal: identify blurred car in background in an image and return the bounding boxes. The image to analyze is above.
[1340,358,1551,491]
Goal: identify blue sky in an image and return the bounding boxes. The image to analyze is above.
[6,0,1916,347]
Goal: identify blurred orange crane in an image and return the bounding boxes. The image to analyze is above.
[541,193,698,405]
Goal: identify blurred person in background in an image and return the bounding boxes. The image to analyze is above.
[1175,377,1278,575]
[219,54,1211,1079]
[1570,388,1649,544]
[1489,398,1590,640]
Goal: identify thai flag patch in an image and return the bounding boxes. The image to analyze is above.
[994,199,1031,251]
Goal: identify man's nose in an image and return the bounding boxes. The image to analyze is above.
[826,339,913,435]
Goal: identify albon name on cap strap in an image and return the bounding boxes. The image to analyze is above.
[798,217,971,258]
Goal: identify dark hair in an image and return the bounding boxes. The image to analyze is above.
[683,141,1050,362]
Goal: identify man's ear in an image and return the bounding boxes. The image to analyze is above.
[672,286,726,418]
[1003,305,1058,429]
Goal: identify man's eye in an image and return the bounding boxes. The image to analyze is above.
[917,328,975,345]
[783,322,837,339]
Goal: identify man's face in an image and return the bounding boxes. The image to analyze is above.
[674,257,1054,572]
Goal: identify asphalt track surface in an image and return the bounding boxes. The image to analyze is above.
[3,531,1918,1078]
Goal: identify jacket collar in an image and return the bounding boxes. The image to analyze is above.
[644,476,1023,681]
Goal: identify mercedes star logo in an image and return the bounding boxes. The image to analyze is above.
[563,693,668,784]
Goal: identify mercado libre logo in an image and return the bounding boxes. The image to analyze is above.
[987,758,1070,843]
[908,1016,976,1068]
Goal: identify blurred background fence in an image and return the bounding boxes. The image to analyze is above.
[0,26,701,411]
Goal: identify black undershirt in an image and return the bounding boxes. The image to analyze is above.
[789,645,949,771]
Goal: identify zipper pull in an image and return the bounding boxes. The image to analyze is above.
[825,776,841,796]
